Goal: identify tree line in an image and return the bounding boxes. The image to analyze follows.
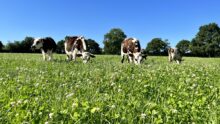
[0,37,102,54]
[1,23,220,57]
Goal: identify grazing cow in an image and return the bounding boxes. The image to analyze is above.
[168,48,182,64]
[121,38,147,64]
[31,37,56,61]
[64,36,95,63]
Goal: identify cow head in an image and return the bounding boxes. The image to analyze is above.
[77,52,95,63]
[31,38,43,50]
[133,52,143,65]
[132,50,147,64]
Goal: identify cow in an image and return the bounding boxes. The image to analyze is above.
[168,48,182,64]
[31,37,56,61]
[64,36,95,63]
[121,38,147,65]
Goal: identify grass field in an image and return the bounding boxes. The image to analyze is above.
[0,53,219,123]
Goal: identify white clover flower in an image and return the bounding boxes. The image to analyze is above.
[49,113,54,119]
[10,102,16,107]
[17,100,22,104]
[91,107,100,113]
[118,89,122,92]
[24,99,29,104]
[72,102,78,108]
[111,104,116,109]
[171,109,178,113]
[39,112,42,115]
[35,97,39,101]
[192,83,197,88]
[111,82,115,86]
[66,93,74,98]
[35,83,39,87]
[141,113,146,119]
[45,121,49,124]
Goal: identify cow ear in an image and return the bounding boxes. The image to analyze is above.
[76,54,82,57]
[90,53,95,58]
[141,54,147,59]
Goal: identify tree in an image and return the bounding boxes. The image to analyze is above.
[191,23,220,57]
[56,40,65,53]
[176,40,191,55]
[0,41,4,51]
[4,37,34,53]
[20,37,34,53]
[146,38,170,55]
[86,39,101,54]
[103,28,127,54]
[5,41,22,52]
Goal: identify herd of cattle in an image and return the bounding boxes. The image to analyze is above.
[31,36,182,64]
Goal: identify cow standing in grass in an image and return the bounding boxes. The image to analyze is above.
[64,36,95,63]
[168,48,182,64]
[31,37,56,61]
[121,38,147,65]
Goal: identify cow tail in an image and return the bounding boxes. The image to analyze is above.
[64,42,69,54]
[82,39,87,51]
[121,43,124,54]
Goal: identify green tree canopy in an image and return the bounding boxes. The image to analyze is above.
[176,40,191,55]
[103,28,127,54]
[56,40,65,53]
[191,23,220,57]
[86,39,101,54]
[146,38,170,55]
[20,37,34,53]
[0,41,4,51]
[5,41,21,52]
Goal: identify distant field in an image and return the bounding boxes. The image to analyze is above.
[0,53,219,123]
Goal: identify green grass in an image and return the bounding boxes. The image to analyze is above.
[0,53,219,123]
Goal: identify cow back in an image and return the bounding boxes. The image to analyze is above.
[65,36,78,52]
[42,37,56,52]
[122,38,141,53]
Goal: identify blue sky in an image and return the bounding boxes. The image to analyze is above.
[0,0,220,48]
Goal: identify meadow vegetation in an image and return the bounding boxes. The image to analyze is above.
[0,53,219,123]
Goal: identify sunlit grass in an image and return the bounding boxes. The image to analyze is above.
[0,53,219,123]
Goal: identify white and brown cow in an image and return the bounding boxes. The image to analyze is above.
[121,38,147,65]
[168,48,182,64]
[64,36,95,63]
[31,37,56,61]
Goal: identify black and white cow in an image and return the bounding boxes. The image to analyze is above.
[121,38,147,65]
[168,48,182,64]
[64,36,95,63]
[31,37,56,61]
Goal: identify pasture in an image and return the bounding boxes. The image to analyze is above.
[0,53,219,123]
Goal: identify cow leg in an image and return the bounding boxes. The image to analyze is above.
[168,54,172,62]
[128,56,133,63]
[72,49,78,61]
[176,60,180,64]
[67,55,71,61]
[47,50,53,61]
[121,54,125,63]
[41,49,46,61]
[66,53,72,61]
